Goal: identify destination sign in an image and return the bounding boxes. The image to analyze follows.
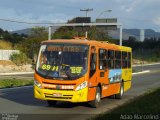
[47,46,82,52]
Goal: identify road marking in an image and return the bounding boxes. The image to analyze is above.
[133,62,160,67]
[132,70,150,75]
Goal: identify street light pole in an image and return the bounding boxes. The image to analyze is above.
[120,25,123,46]
[48,26,51,40]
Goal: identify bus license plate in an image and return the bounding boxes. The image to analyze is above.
[53,93,62,97]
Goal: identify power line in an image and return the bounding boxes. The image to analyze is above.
[0,18,55,25]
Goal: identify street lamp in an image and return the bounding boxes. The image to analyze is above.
[80,8,93,17]
[96,10,112,18]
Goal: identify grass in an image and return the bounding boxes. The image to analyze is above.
[0,79,34,88]
[133,50,160,63]
[0,40,13,49]
[90,88,160,120]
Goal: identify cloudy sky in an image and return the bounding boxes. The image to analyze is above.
[0,0,160,31]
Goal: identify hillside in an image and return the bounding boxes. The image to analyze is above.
[11,26,59,35]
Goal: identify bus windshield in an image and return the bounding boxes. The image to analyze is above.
[36,44,89,80]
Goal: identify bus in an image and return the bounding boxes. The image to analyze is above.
[34,38,132,108]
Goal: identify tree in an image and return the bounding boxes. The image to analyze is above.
[19,26,48,60]
[51,17,110,41]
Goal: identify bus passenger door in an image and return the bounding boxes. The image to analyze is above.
[99,49,109,91]
[87,46,98,101]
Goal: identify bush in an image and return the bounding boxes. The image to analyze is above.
[10,52,32,65]
[0,79,34,88]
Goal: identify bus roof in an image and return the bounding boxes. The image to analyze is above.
[42,39,131,52]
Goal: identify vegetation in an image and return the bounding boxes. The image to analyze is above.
[18,27,48,62]
[0,27,47,64]
[90,87,160,120]
[10,52,32,65]
[123,37,160,62]
[0,28,27,44]
[0,79,33,88]
[52,26,110,40]
[0,40,13,49]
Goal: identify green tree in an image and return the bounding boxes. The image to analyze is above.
[51,17,110,41]
[19,26,48,61]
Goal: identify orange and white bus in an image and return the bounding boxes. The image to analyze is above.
[34,38,132,107]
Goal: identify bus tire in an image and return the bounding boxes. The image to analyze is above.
[115,82,124,99]
[47,100,57,106]
[90,87,101,108]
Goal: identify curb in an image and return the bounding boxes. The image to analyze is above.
[0,72,34,76]
[0,85,33,91]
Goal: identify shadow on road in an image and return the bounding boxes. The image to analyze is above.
[48,101,91,108]
[0,86,91,108]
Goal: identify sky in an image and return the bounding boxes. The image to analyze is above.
[0,0,160,31]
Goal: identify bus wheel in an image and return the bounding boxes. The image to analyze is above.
[90,87,101,108]
[115,82,124,99]
[47,100,57,106]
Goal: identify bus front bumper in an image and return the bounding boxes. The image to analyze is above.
[34,85,88,103]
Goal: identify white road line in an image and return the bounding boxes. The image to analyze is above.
[132,70,150,75]
[133,62,160,67]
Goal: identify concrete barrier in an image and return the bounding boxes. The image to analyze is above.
[0,50,20,60]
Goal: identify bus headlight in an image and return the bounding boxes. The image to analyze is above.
[34,79,42,88]
[75,81,87,91]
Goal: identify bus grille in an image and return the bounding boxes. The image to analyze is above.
[45,93,73,100]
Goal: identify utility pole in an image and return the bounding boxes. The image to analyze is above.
[120,25,123,46]
[80,8,93,17]
[48,26,52,40]
[80,8,93,38]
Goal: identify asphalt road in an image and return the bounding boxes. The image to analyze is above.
[0,64,160,120]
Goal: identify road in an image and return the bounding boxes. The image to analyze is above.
[0,64,160,120]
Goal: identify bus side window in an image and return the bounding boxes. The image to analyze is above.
[115,51,121,69]
[122,52,127,68]
[90,46,97,78]
[99,49,108,70]
[128,52,131,68]
[108,50,114,69]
